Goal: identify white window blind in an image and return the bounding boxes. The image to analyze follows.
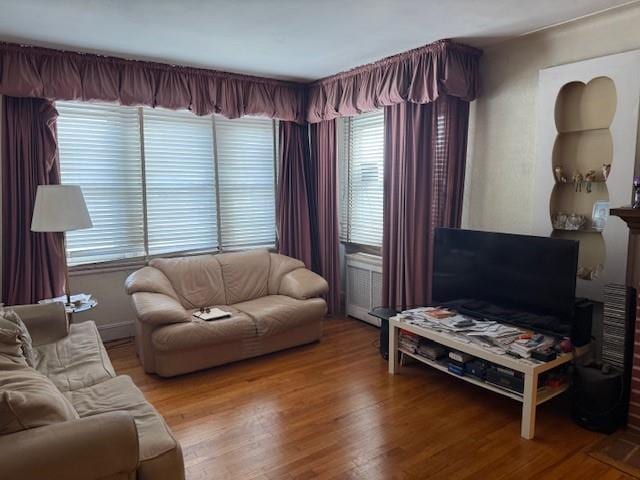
[340,109,385,247]
[57,101,144,266]
[215,116,277,249]
[56,101,278,267]
[143,108,218,255]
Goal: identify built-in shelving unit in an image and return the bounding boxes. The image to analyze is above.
[550,77,615,283]
[534,50,640,301]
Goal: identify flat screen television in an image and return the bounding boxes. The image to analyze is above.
[432,228,579,336]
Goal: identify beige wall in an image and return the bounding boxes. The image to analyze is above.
[68,268,137,340]
[464,3,640,234]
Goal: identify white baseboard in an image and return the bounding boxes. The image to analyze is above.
[98,320,135,342]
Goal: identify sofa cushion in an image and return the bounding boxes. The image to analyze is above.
[151,306,257,352]
[216,249,270,304]
[267,253,305,294]
[0,309,36,367]
[0,367,79,435]
[279,268,329,300]
[151,255,226,308]
[125,265,181,299]
[64,375,181,471]
[0,325,28,366]
[34,321,116,392]
[0,350,30,370]
[233,295,327,336]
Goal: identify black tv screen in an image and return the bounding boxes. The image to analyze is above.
[432,228,579,334]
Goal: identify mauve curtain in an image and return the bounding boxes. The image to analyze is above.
[307,39,481,123]
[382,96,469,309]
[2,96,65,305]
[0,42,307,124]
[310,120,340,314]
[276,121,316,269]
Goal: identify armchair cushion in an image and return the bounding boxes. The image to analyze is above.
[0,366,79,435]
[279,268,329,300]
[130,292,190,326]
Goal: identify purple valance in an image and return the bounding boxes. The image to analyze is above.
[306,39,482,123]
[0,43,307,124]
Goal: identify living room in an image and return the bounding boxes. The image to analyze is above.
[2,1,640,479]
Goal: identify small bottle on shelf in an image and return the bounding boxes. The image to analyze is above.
[633,176,640,209]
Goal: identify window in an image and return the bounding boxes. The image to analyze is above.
[143,108,218,256]
[57,101,277,267]
[216,116,277,249]
[339,109,385,247]
[57,103,145,265]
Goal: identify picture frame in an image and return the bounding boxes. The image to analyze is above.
[592,200,610,231]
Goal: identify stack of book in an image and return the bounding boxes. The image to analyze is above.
[602,283,635,370]
[416,341,446,361]
[447,350,474,376]
[398,330,420,353]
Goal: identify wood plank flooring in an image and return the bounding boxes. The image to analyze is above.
[108,317,633,480]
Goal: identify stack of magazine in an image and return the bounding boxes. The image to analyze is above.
[602,283,635,369]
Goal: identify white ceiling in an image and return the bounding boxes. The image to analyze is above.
[0,0,636,82]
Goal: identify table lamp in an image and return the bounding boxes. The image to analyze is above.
[31,185,93,306]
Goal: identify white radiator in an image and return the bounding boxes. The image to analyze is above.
[345,253,383,327]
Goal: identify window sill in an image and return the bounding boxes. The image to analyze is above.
[68,244,277,276]
[341,241,382,257]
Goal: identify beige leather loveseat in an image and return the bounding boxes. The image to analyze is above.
[0,303,184,480]
[125,249,329,377]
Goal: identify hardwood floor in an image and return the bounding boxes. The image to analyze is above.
[108,317,633,480]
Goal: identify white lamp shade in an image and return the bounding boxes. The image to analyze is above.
[31,185,93,232]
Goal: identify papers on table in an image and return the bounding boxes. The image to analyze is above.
[192,307,232,321]
[39,293,93,305]
[397,307,557,358]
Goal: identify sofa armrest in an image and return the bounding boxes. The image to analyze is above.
[0,411,139,480]
[10,302,69,347]
[279,268,329,300]
[131,292,190,326]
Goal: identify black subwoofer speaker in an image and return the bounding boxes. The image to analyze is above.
[572,363,625,434]
[368,307,398,360]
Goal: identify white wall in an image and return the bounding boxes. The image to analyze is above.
[464,3,640,234]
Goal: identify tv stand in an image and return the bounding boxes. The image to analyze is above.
[388,315,582,439]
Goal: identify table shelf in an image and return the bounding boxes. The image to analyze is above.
[389,316,579,439]
[399,348,569,405]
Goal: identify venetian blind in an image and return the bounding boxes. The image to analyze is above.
[215,116,277,249]
[142,108,218,255]
[57,101,145,266]
[341,109,385,247]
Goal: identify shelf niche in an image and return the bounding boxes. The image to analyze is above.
[554,77,617,132]
[550,76,616,281]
